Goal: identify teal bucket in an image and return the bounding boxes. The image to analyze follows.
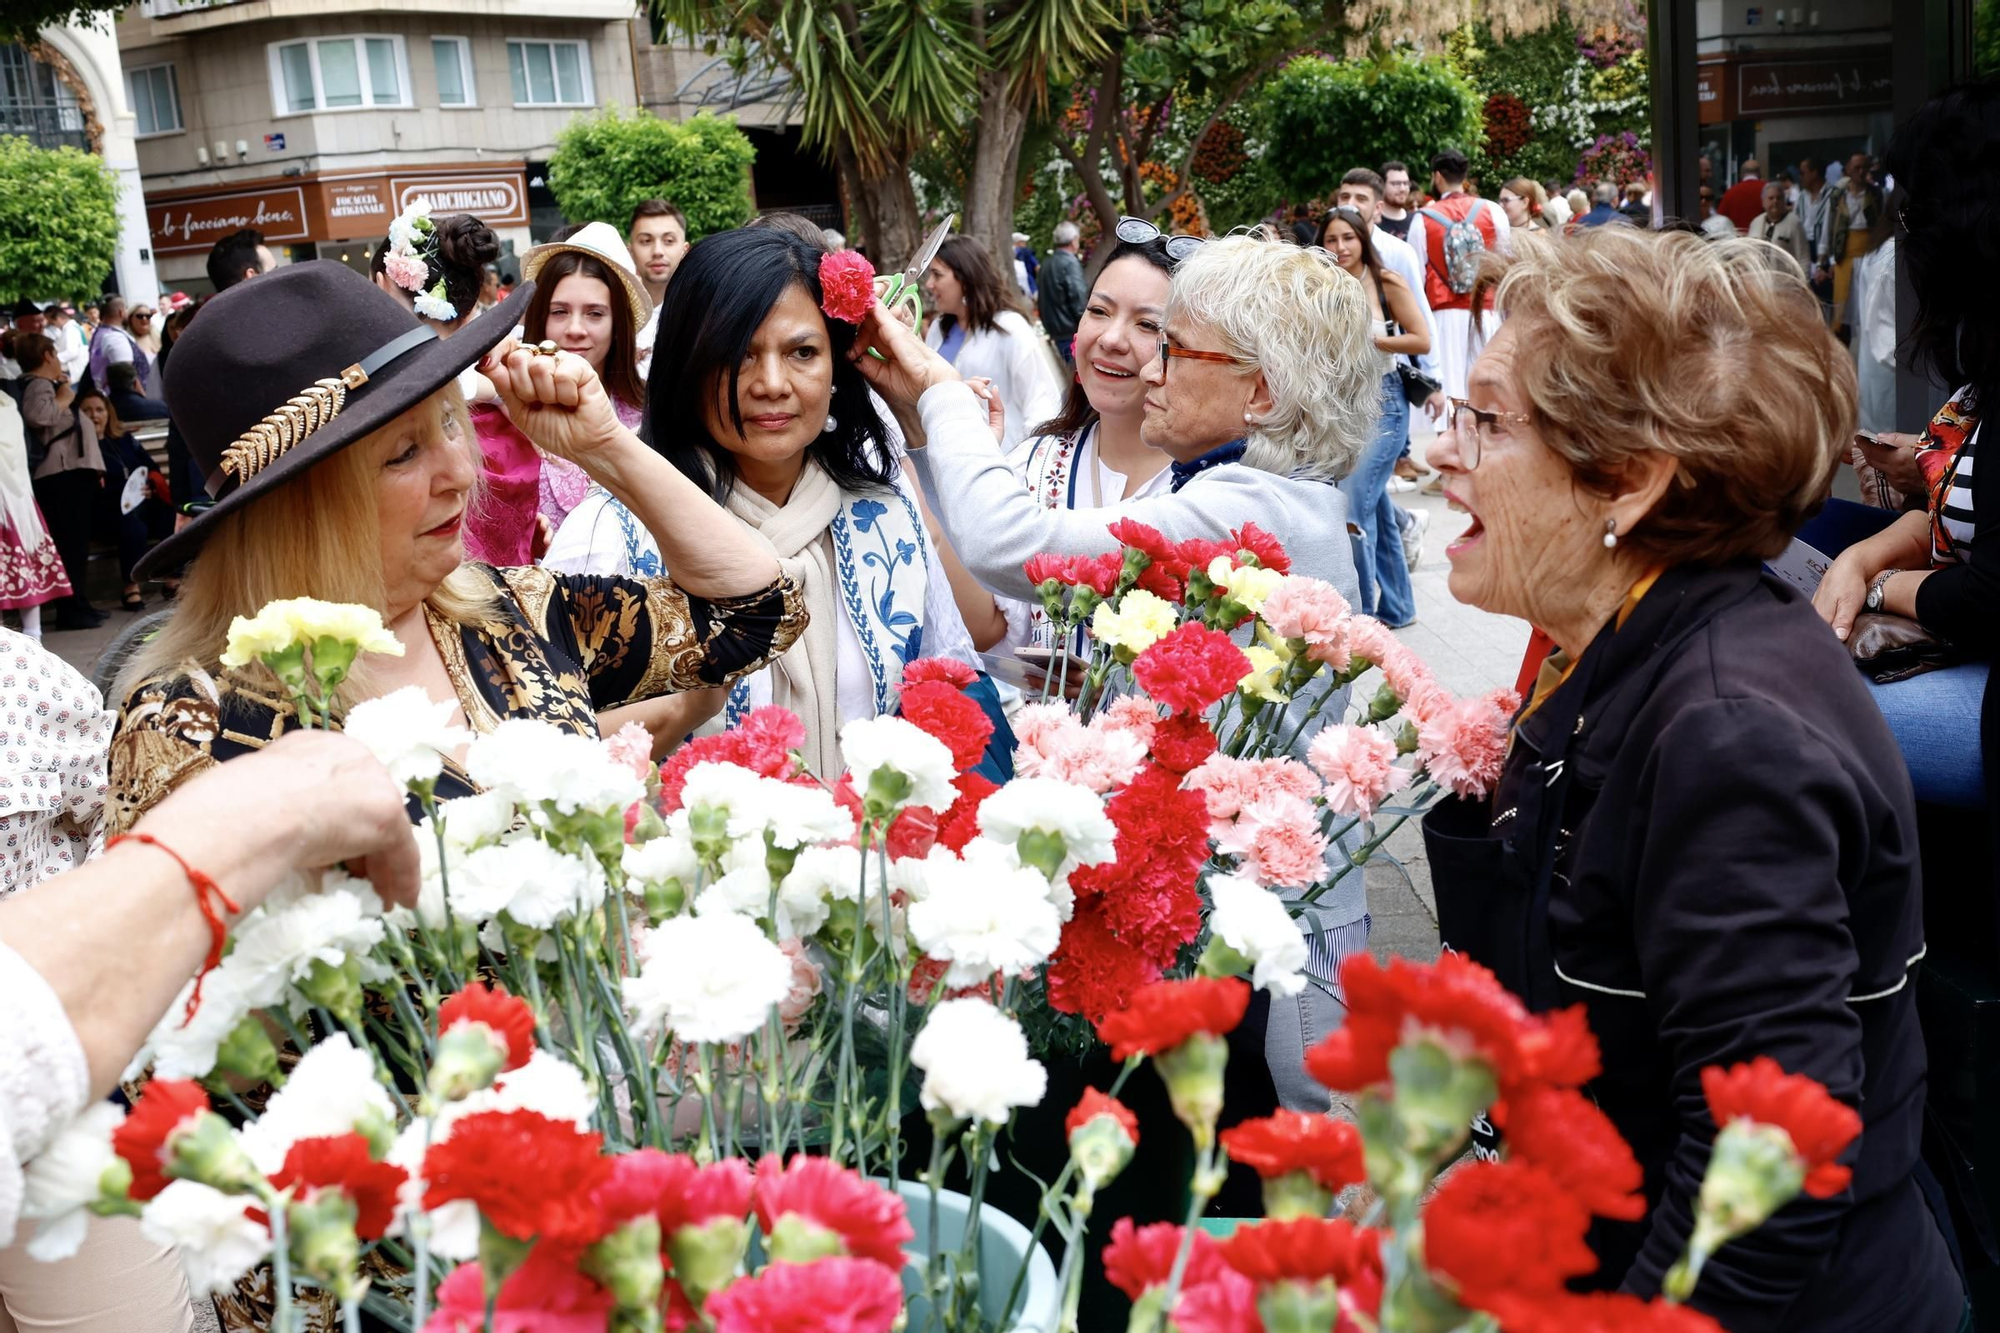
[897,1180,1061,1332]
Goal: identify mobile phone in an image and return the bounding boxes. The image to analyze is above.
[1853,431,1883,449]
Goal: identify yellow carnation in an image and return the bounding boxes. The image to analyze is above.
[283,600,404,657]
[1238,644,1289,703]
[219,607,296,668]
[1206,558,1286,615]
[1090,589,1181,656]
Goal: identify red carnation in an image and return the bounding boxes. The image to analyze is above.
[271,1134,409,1240]
[705,1256,903,1333]
[899,680,993,773]
[438,981,537,1072]
[1482,1290,1729,1333]
[1230,522,1291,574]
[1220,1111,1365,1192]
[1701,1057,1862,1198]
[819,250,878,325]
[1102,1217,1229,1300]
[1071,552,1121,597]
[934,770,998,852]
[902,656,977,689]
[1044,899,1163,1021]
[1494,1085,1645,1220]
[1175,536,1236,571]
[657,706,806,812]
[1220,1217,1383,1317]
[1149,710,1218,774]
[1172,1268,1262,1333]
[1109,518,1190,582]
[1064,760,1211,971]
[1134,561,1187,603]
[1023,553,1072,588]
[113,1078,211,1201]
[1065,1087,1140,1144]
[753,1154,914,1270]
[1132,624,1254,716]
[426,1246,614,1332]
[591,1148,752,1237]
[1096,977,1250,1061]
[422,1110,614,1248]
[1422,1160,1596,1306]
[832,772,938,858]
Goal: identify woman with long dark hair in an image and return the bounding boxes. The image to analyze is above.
[76,388,172,612]
[1321,206,1431,627]
[463,223,651,566]
[923,235,1064,452]
[547,227,986,767]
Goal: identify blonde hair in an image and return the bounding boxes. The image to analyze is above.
[121,388,497,707]
[1166,234,1379,481]
[1480,226,1853,565]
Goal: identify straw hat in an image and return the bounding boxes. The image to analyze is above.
[522,222,652,330]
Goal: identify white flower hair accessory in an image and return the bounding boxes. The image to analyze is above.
[381,202,458,322]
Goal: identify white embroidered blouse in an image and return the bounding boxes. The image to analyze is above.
[0,631,110,895]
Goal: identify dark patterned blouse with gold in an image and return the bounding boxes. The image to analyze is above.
[108,562,805,833]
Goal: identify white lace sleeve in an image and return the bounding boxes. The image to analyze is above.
[0,940,90,1247]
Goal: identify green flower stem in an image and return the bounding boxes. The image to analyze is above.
[694,1042,721,1164]
[875,831,906,1184]
[1153,1143,1226,1333]
[953,1122,999,1329]
[343,1299,361,1333]
[1053,1181,1095,1333]
[270,1199,295,1333]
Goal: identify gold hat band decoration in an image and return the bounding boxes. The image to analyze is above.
[218,362,370,482]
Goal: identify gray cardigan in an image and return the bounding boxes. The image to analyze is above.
[906,383,1369,940]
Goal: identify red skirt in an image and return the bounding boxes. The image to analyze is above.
[0,506,73,610]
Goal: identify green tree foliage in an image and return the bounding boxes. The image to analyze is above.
[1262,52,1483,201]
[0,135,119,304]
[546,108,755,239]
[2,4,119,43]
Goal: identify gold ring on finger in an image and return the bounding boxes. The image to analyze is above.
[534,340,559,357]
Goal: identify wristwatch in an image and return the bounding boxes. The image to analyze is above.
[1864,570,1896,612]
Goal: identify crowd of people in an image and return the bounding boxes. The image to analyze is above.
[0,75,1994,1333]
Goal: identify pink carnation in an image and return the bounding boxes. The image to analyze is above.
[819,251,878,325]
[1343,618,1402,674]
[1011,703,1086,777]
[777,937,824,1028]
[1307,725,1406,819]
[382,250,431,294]
[1186,755,1324,826]
[1044,725,1148,794]
[1258,577,1352,646]
[1097,696,1161,750]
[1212,791,1330,887]
[1415,691,1516,799]
[602,721,655,784]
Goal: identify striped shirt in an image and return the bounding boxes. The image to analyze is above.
[1938,424,1978,564]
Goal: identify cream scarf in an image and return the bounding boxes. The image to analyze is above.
[725,459,846,776]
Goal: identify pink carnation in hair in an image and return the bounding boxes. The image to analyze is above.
[1213,791,1331,887]
[1416,691,1516,799]
[1096,696,1160,750]
[1258,576,1351,646]
[819,250,877,324]
[1011,703,1086,777]
[1044,724,1148,794]
[1308,724,1407,819]
[381,250,431,294]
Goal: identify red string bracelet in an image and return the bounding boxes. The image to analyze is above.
[108,832,241,1024]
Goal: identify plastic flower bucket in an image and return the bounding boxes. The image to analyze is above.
[897,1180,1061,1332]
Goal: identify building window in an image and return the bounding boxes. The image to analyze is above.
[127,62,182,137]
[506,39,590,107]
[0,44,88,152]
[268,35,410,115]
[432,37,475,108]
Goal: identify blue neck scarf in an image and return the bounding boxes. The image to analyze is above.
[1169,438,1247,493]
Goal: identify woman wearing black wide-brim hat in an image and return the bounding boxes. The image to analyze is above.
[106,261,805,831]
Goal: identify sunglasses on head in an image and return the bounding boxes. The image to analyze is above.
[1115,216,1206,262]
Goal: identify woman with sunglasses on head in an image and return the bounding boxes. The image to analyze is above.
[923,236,1065,453]
[1321,207,1432,627]
[860,232,1376,1113]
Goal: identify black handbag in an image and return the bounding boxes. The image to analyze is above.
[1396,361,1440,407]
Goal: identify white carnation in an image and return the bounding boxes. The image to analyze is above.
[226,888,387,1008]
[438,789,519,848]
[840,716,959,816]
[446,837,602,929]
[238,1033,398,1174]
[910,998,1046,1125]
[760,781,855,849]
[975,777,1117,881]
[1207,871,1309,997]
[623,830,698,887]
[907,856,1062,987]
[146,971,256,1081]
[465,719,643,818]
[343,685,471,788]
[623,912,793,1044]
[140,1181,272,1297]
[18,1102,125,1260]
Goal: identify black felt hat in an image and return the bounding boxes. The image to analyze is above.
[134,261,532,579]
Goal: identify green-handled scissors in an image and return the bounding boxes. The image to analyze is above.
[871,213,955,355]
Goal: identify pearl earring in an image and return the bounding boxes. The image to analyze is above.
[825,414,839,433]
[1602,519,1618,549]
[1244,412,1255,425]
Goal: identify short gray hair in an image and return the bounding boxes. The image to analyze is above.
[1595,181,1618,205]
[1053,221,1080,246]
[822,229,846,250]
[1166,235,1378,481]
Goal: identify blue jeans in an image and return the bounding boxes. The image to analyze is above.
[1338,375,1414,626]
[1867,663,1989,808]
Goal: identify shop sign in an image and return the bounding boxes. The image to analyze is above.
[1697,63,1727,125]
[392,175,526,225]
[147,186,309,254]
[324,180,392,231]
[1737,54,1893,116]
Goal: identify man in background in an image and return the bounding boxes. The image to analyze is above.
[1698,186,1739,238]
[1579,182,1622,227]
[628,199,688,376]
[1377,161,1414,240]
[1037,221,1087,364]
[1620,182,1651,225]
[1011,231,1038,298]
[1748,182,1812,270]
[206,227,274,292]
[1795,158,1837,322]
[1407,149,1509,426]
[1718,157,1766,232]
[47,303,87,382]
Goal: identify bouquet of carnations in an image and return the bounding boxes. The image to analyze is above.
[12,568,1857,1333]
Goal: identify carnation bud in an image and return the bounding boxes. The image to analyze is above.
[1262,1170,1335,1222]
[1014,828,1069,882]
[298,956,366,1028]
[1066,1114,1137,1192]
[1196,934,1255,983]
[309,633,362,695]
[1155,1032,1230,1152]
[1036,580,1067,622]
[862,766,916,823]
[1395,719,1420,756]
[1070,585,1105,621]
[211,1013,283,1086]
[583,1215,665,1327]
[1258,1278,1344,1333]
[1664,1119,1808,1301]
[1364,682,1403,724]
[1184,566,1217,608]
[687,803,733,866]
[428,1022,509,1103]
[766,1212,847,1264]
[629,802,667,844]
[666,1215,750,1308]
[166,1111,265,1196]
[642,877,686,921]
[288,1189,363,1301]
[1385,1037,1497,1167]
